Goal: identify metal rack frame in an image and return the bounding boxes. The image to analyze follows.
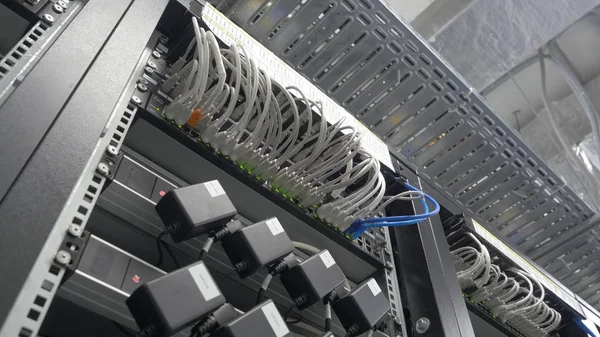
[1,0,600,337]
[0,0,167,334]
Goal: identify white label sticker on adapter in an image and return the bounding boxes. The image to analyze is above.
[262,301,290,337]
[205,180,225,197]
[189,263,220,301]
[266,218,284,236]
[320,250,336,268]
[367,279,382,296]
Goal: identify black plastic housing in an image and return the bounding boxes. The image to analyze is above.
[332,278,390,335]
[279,250,346,309]
[155,180,237,242]
[126,261,226,337]
[211,300,293,337]
[221,217,294,278]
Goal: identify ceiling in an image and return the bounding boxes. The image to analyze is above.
[385,0,600,211]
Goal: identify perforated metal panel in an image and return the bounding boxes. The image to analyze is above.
[534,230,600,310]
[222,0,600,308]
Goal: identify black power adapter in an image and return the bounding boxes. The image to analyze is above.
[211,300,293,337]
[221,217,294,278]
[332,278,390,336]
[126,261,226,337]
[155,181,237,242]
[279,250,346,309]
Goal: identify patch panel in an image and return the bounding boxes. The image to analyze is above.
[131,27,394,261]
[443,215,586,337]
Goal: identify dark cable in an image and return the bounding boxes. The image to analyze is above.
[256,271,275,304]
[198,237,214,260]
[234,261,248,273]
[198,226,234,260]
[156,231,167,266]
[156,230,181,268]
[161,240,181,268]
[344,326,359,337]
[323,300,332,332]
[189,304,238,337]
[256,287,266,304]
[284,296,306,324]
[135,325,156,337]
[323,290,338,332]
[283,304,301,324]
[190,316,218,337]
[112,321,136,337]
[257,257,296,304]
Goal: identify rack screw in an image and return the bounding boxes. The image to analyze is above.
[152,50,161,59]
[144,66,154,75]
[52,3,63,13]
[106,145,118,156]
[415,317,430,334]
[57,0,67,9]
[69,224,82,237]
[137,82,148,93]
[147,61,157,69]
[56,250,71,265]
[96,162,110,176]
[43,14,55,23]
[130,96,142,105]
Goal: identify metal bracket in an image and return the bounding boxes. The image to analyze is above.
[97,145,124,181]
[54,228,90,271]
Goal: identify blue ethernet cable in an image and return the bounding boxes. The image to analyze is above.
[344,182,440,239]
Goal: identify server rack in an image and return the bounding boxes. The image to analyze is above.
[0,1,599,337]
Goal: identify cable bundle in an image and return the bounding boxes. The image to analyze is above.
[160,17,385,233]
[452,233,491,289]
[494,270,561,337]
[449,236,561,337]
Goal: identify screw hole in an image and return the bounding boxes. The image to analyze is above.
[66,241,79,252]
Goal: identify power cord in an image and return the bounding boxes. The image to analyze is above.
[135,325,156,337]
[283,297,307,325]
[112,321,136,337]
[324,301,331,332]
[198,221,242,260]
[256,254,300,304]
[156,230,181,269]
[283,304,302,325]
[256,272,273,304]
